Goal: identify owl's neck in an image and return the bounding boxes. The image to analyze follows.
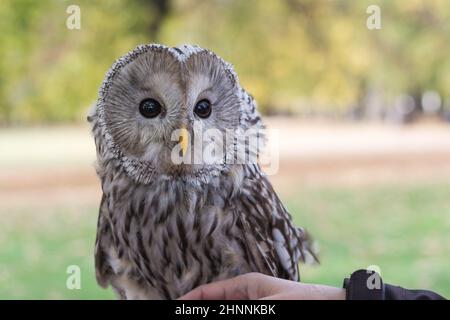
[100,162,247,227]
[100,156,246,200]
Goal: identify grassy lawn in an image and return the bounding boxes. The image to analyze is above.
[0,182,449,299]
[294,182,450,297]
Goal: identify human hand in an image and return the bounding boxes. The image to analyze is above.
[178,272,346,300]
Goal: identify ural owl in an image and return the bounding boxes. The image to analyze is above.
[88,44,317,299]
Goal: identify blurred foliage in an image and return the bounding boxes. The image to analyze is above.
[1,182,449,298]
[0,0,449,124]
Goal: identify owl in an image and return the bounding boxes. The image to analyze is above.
[88,44,317,300]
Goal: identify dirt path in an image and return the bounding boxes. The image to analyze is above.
[1,119,450,209]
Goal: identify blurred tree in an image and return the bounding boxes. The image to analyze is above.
[0,0,449,124]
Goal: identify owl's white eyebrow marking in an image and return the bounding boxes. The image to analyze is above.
[168,44,203,62]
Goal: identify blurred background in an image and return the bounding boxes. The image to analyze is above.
[0,0,449,299]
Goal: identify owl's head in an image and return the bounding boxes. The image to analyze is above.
[89,44,264,184]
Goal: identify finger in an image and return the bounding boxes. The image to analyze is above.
[259,292,308,300]
[178,274,259,300]
[259,285,346,300]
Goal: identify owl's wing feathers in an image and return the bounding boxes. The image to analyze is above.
[236,165,318,281]
[94,194,115,288]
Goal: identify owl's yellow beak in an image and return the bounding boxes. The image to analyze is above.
[179,127,189,157]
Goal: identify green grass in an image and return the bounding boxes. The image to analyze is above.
[0,205,114,299]
[0,182,449,299]
[292,183,450,298]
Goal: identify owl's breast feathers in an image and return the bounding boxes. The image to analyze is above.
[94,160,317,299]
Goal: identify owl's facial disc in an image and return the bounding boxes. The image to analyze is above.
[98,45,259,182]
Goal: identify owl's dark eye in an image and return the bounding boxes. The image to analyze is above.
[194,99,212,118]
[139,98,162,118]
